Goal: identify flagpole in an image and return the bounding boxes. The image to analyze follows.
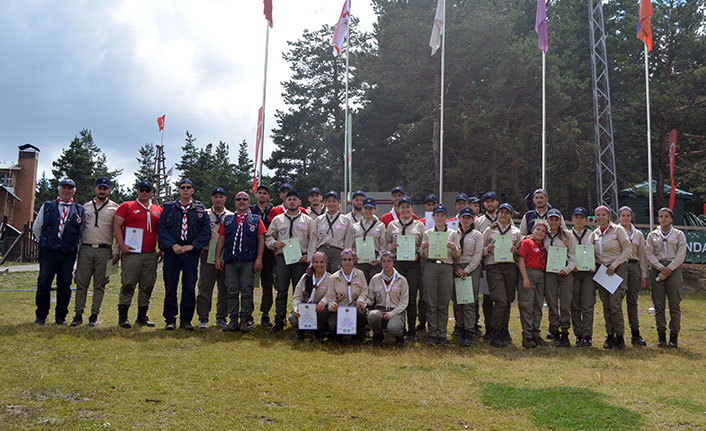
[343,21,350,211]
[644,44,654,231]
[258,22,270,186]
[541,50,546,190]
[438,0,446,199]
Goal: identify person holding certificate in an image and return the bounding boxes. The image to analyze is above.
[645,208,687,348]
[421,204,460,346]
[325,249,369,344]
[590,205,632,350]
[447,193,467,338]
[367,251,409,347]
[476,191,499,339]
[266,190,315,333]
[419,194,439,229]
[617,206,649,346]
[113,180,162,328]
[517,221,549,349]
[310,191,354,273]
[569,207,596,347]
[452,206,484,347]
[543,209,576,347]
[289,252,332,342]
[352,197,387,282]
[482,203,521,348]
[385,196,426,341]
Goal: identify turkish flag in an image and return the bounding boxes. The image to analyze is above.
[157,115,166,131]
[264,0,273,28]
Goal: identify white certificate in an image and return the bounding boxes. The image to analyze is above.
[424,211,434,230]
[124,227,144,253]
[446,220,459,231]
[298,303,317,330]
[592,264,623,294]
[336,306,357,335]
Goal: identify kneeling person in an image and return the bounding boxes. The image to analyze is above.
[289,252,332,341]
[367,251,409,347]
[326,249,369,344]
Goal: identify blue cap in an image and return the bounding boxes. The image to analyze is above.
[256,185,270,193]
[533,188,548,197]
[286,190,300,199]
[362,197,376,208]
[547,208,562,219]
[351,190,366,199]
[572,207,588,217]
[424,194,439,204]
[179,178,193,186]
[468,196,480,204]
[137,180,153,191]
[308,187,322,196]
[95,177,110,188]
[455,193,469,202]
[459,206,475,217]
[482,191,498,201]
[498,203,514,213]
[398,196,413,206]
[279,183,293,192]
[433,203,448,214]
[325,191,340,201]
[391,186,405,195]
[211,186,226,196]
[59,178,76,187]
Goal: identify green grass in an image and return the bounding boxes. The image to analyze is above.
[1,270,705,430]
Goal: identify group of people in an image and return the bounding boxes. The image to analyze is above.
[33,179,686,349]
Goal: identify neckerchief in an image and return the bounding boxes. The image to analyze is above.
[400,218,414,235]
[341,269,354,305]
[497,222,511,236]
[92,199,108,228]
[285,213,300,239]
[179,200,193,241]
[137,200,153,232]
[459,226,473,254]
[306,272,325,303]
[57,197,74,238]
[381,269,398,310]
[658,225,674,255]
[360,217,376,241]
[326,212,340,236]
[572,228,587,244]
[548,230,559,246]
[597,224,609,258]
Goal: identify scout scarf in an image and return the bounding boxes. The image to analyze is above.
[92,199,109,227]
[326,212,340,236]
[658,225,674,255]
[381,269,398,310]
[137,200,153,232]
[341,269,354,305]
[57,198,74,238]
[285,213,300,239]
[179,200,193,241]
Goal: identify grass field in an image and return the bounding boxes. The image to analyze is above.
[1,270,705,430]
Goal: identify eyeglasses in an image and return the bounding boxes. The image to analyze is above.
[180,186,192,190]
[138,188,151,193]
[235,198,248,201]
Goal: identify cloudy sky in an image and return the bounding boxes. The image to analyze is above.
[0,0,377,186]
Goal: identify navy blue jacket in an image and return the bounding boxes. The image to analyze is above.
[157,200,211,252]
[38,200,85,253]
[523,203,554,233]
[222,212,261,263]
[249,204,273,229]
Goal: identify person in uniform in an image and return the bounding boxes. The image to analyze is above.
[325,249,369,344]
[352,197,387,282]
[645,207,687,348]
[70,177,118,327]
[419,194,439,229]
[379,186,419,227]
[310,191,353,273]
[266,190,314,332]
[448,193,468,336]
[250,184,275,327]
[215,191,265,333]
[347,190,366,223]
[367,251,409,347]
[268,183,308,223]
[420,203,460,346]
[195,187,232,329]
[543,209,575,347]
[452,206,484,347]
[32,178,84,325]
[569,207,596,347]
[289,251,332,342]
[590,205,631,350]
[306,187,325,217]
[617,206,649,346]
[113,181,162,328]
[467,197,481,218]
[157,179,211,330]
[448,193,469,223]
[385,196,426,340]
[482,203,522,347]
[517,221,549,348]
[519,189,566,236]
[476,191,499,338]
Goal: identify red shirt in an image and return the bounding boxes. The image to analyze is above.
[115,201,162,253]
[518,237,547,271]
[268,205,308,223]
[379,209,420,227]
[217,214,267,236]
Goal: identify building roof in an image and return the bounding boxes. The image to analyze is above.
[18,143,40,152]
[619,180,693,200]
[0,184,22,202]
[0,163,22,171]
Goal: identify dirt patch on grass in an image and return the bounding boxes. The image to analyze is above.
[21,389,90,402]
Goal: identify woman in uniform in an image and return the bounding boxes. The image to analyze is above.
[367,251,409,347]
[289,252,332,342]
[544,209,575,347]
[569,207,595,347]
[352,197,387,282]
[617,206,648,346]
[453,206,484,347]
[325,249,369,344]
[591,205,632,350]
[517,221,548,348]
[310,191,353,273]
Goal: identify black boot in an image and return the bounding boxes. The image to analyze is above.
[560,331,570,347]
[584,336,593,348]
[88,313,98,327]
[372,333,384,347]
[395,336,405,348]
[490,333,506,348]
[452,325,463,337]
[552,331,562,347]
[614,334,626,350]
[631,329,647,346]
[70,314,83,327]
[602,334,614,349]
[136,306,155,327]
[461,330,473,348]
[533,334,549,347]
[118,305,131,329]
[668,332,678,348]
[657,331,667,348]
[522,337,537,349]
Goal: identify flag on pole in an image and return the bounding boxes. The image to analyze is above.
[535,0,548,53]
[429,0,445,56]
[669,128,677,210]
[166,166,174,177]
[263,0,273,28]
[253,107,264,193]
[332,0,351,57]
[637,0,653,52]
[157,115,166,131]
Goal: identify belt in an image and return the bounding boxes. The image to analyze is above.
[82,243,111,249]
[427,259,450,265]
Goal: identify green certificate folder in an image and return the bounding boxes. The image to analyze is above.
[396,235,416,261]
[283,238,302,265]
[206,238,218,265]
[575,244,595,271]
[493,234,514,262]
[546,246,568,273]
[454,277,474,305]
[428,231,448,260]
[105,259,119,278]
[355,237,376,263]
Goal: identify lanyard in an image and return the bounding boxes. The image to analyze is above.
[326,213,340,235]
[341,269,354,305]
[92,199,108,227]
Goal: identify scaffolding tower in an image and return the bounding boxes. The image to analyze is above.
[152,145,171,205]
[589,0,619,214]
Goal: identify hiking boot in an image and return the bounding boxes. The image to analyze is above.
[165,322,176,330]
[614,335,626,350]
[490,334,506,348]
[452,326,463,337]
[602,334,614,349]
[426,337,438,346]
[483,329,493,341]
[584,336,593,348]
[239,319,250,333]
[198,320,208,329]
[70,314,83,327]
[461,331,473,348]
[560,331,570,347]
[88,314,98,327]
[395,336,405,348]
[223,320,239,332]
[657,331,667,347]
[135,306,155,327]
[372,333,384,347]
[668,332,678,348]
[269,322,284,333]
[261,315,273,328]
[631,329,647,346]
[523,337,537,349]
[575,336,584,347]
[55,318,68,326]
[546,331,554,340]
[295,330,305,340]
[502,330,513,343]
[118,305,131,329]
[180,321,194,331]
[533,335,549,347]
[215,319,228,328]
[438,337,448,346]
[406,330,417,342]
[34,318,46,326]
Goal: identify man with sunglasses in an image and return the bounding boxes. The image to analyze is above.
[113,181,163,328]
[157,179,211,330]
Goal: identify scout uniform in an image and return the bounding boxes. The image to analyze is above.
[453,207,484,346]
[543,209,576,347]
[325,266,369,341]
[475,191,499,338]
[288,270,333,339]
[367,269,409,346]
[569,208,596,346]
[619,212,649,346]
[250,193,275,326]
[517,232,548,348]
[346,190,366,225]
[310,192,354,273]
[352,198,387,282]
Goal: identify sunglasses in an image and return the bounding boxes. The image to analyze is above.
[235,197,248,201]
[138,188,152,193]
[180,185,192,190]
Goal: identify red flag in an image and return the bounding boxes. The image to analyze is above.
[332,0,351,57]
[637,0,653,52]
[252,107,264,193]
[157,115,166,131]
[263,0,273,28]
[669,128,677,210]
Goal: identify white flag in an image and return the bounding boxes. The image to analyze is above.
[429,0,445,56]
[332,0,351,57]
[166,166,174,177]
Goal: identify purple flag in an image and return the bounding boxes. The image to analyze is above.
[535,0,548,53]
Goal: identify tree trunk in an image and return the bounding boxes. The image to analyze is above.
[491,143,498,193]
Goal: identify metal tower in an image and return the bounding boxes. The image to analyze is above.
[152,145,171,205]
[588,0,619,214]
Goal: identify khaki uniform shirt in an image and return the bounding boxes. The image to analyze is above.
[205,207,233,248]
[346,211,364,225]
[326,268,369,309]
[589,222,632,267]
[623,225,649,278]
[475,212,497,235]
[310,211,354,255]
[543,229,577,273]
[455,227,484,273]
[81,198,119,249]
[352,216,387,260]
[266,211,314,260]
[645,226,687,271]
[307,206,325,218]
[385,217,426,260]
[421,227,460,264]
[292,271,334,308]
[482,222,522,265]
[367,271,409,316]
